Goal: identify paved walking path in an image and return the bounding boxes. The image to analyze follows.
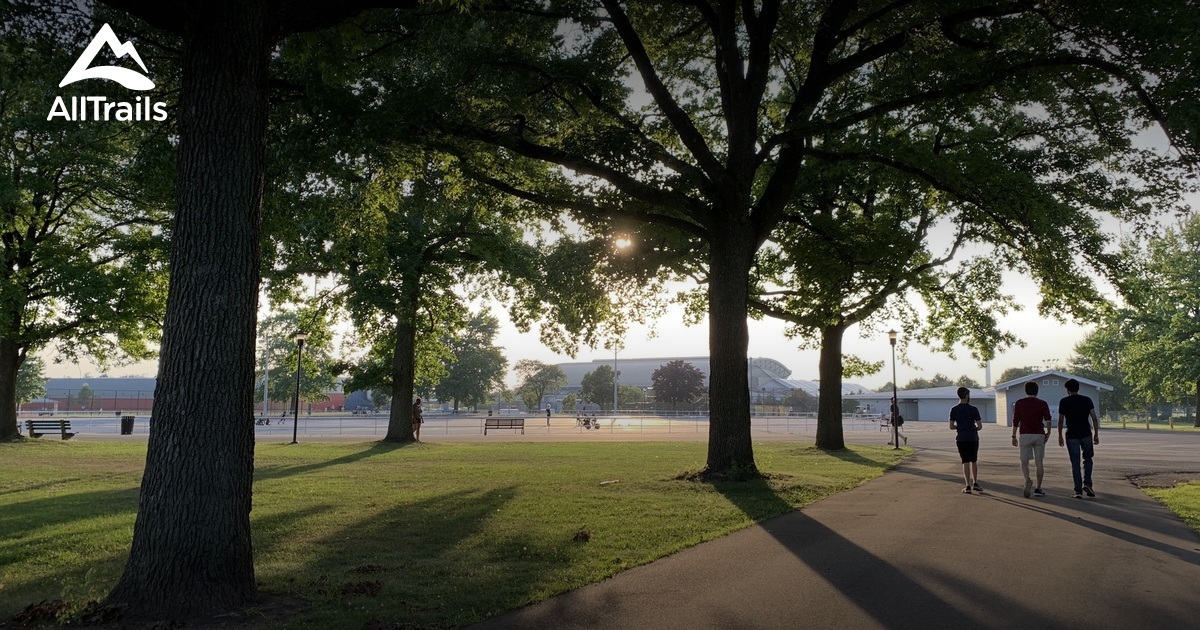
[473,428,1200,630]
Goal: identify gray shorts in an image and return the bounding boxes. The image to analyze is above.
[1019,433,1046,467]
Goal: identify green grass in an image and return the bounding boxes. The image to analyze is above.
[0,440,906,628]
[1145,482,1200,533]
[1100,418,1200,432]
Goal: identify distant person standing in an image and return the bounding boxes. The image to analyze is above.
[412,397,424,442]
[546,405,552,427]
[1058,379,1100,498]
[1011,381,1052,498]
[887,396,907,446]
[950,387,984,494]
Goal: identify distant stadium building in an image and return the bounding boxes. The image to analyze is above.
[554,356,868,403]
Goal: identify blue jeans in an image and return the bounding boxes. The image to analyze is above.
[1065,438,1094,493]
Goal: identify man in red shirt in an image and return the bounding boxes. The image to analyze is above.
[1010,381,1052,498]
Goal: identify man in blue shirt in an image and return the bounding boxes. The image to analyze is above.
[949,387,983,493]
[1057,378,1100,498]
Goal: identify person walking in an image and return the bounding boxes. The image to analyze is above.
[1011,381,1052,498]
[950,387,983,494]
[887,396,907,446]
[412,397,424,442]
[1057,378,1100,498]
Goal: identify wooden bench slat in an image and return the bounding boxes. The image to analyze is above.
[484,418,525,435]
[25,419,75,440]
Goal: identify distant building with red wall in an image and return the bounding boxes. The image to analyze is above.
[35,376,350,414]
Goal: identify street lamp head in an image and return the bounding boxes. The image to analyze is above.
[292,331,309,343]
[888,329,898,346]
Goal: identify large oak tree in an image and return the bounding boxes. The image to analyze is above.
[421,0,1198,466]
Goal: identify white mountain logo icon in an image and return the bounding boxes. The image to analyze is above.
[59,23,154,91]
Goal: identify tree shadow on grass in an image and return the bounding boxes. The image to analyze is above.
[709,476,796,523]
[824,445,903,470]
[254,440,413,481]
[269,486,529,627]
[0,477,88,497]
[0,487,138,536]
[0,487,139,618]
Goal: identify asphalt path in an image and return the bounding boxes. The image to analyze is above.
[472,427,1200,630]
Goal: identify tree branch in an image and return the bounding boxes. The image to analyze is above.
[600,0,726,193]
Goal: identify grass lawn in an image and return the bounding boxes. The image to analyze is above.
[1100,419,1200,432]
[0,439,906,628]
[1145,482,1200,533]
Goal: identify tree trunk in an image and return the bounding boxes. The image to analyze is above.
[384,285,420,443]
[0,340,22,441]
[106,2,271,620]
[704,223,756,475]
[815,324,847,450]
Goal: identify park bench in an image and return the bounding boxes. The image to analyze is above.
[25,419,76,440]
[484,417,525,435]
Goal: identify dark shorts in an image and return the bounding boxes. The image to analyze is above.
[956,440,979,463]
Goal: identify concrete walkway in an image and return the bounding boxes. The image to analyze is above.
[473,428,1200,629]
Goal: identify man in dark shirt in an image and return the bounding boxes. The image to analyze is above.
[1011,381,1052,498]
[1057,378,1100,498]
[949,387,983,494]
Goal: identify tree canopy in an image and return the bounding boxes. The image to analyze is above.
[15,356,46,406]
[579,363,616,411]
[0,14,171,439]
[434,312,507,411]
[651,360,706,406]
[1071,216,1200,420]
[514,359,566,411]
[411,0,1200,469]
[997,366,1041,385]
[902,374,955,390]
[255,307,339,407]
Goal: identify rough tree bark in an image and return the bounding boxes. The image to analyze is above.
[384,288,419,443]
[105,2,271,618]
[704,220,756,475]
[0,339,22,440]
[815,324,847,451]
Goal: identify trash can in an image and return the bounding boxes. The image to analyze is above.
[120,415,135,435]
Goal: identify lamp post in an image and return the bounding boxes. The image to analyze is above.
[889,329,899,450]
[290,330,308,444]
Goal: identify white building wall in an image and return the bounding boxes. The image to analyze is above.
[917,399,997,424]
[996,377,1102,427]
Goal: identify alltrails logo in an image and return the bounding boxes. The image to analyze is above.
[47,23,168,122]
